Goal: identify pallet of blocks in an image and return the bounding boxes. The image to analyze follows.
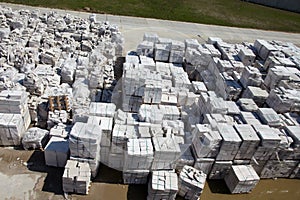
[62,160,91,194]
[44,136,69,167]
[234,124,260,160]
[151,136,181,170]
[224,165,260,194]
[178,165,207,200]
[22,127,49,150]
[216,124,242,161]
[69,122,102,177]
[147,170,178,200]
[124,138,154,171]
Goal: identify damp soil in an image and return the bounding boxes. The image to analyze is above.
[0,147,299,200]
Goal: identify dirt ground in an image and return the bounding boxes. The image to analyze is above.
[1,147,300,200]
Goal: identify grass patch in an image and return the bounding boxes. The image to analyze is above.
[1,0,300,32]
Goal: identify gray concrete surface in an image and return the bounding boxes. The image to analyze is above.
[1,2,300,53]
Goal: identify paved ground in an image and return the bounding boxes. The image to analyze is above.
[1,2,300,52]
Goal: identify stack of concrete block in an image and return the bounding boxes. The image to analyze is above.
[88,102,116,118]
[69,122,101,177]
[152,136,181,170]
[121,67,147,112]
[23,73,45,96]
[254,39,277,61]
[143,76,162,104]
[169,40,185,63]
[62,160,91,194]
[215,72,242,101]
[0,113,27,146]
[123,170,149,184]
[252,125,281,161]
[242,86,269,107]
[178,165,206,200]
[60,58,76,84]
[22,127,49,150]
[156,62,172,80]
[260,160,298,179]
[176,144,195,171]
[169,65,191,89]
[158,105,180,121]
[192,81,208,94]
[111,124,139,153]
[266,88,300,113]
[237,98,259,112]
[240,111,262,125]
[284,126,300,160]
[124,138,154,171]
[224,165,260,194]
[238,48,256,66]
[200,93,228,115]
[138,104,164,124]
[147,170,178,200]
[143,32,159,43]
[87,116,113,148]
[192,125,222,159]
[256,108,281,127]
[264,66,291,89]
[47,110,68,129]
[239,66,263,88]
[49,123,71,138]
[140,56,156,71]
[209,160,232,179]
[234,124,260,160]
[154,43,171,62]
[184,39,200,50]
[216,124,242,161]
[44,136,69,167]
[137,40,154,57]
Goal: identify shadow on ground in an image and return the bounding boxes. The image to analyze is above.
[93,163,123,184]
[127,184,148,200]
[26,150,64,195]
[207,179,231,194]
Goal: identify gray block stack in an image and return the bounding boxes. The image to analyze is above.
[44,136,69,167]
[124,138,154,171]
[62,160,91,194]
[216,124,242,161]
[147,170,178,200]
[178,165,207,200]
[69,122,102,177]
[234,124,260,160]
[22,127,49,150]
[123,170,149,184]
[224,165,260,194]
[152,136,181,170]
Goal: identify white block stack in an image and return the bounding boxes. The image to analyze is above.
[234,124,260,160]
[69,122,102,177]
[62,160,91,194]
[152,136,181,170]
[147,170,178,200]
[224,165,260,194]
[44,136,69,167]
[178,165,207,200]
[124,138,154,171]
[216,124,242,161]
[22,127,49,150]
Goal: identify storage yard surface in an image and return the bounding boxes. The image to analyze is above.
[0,0,300,32]
[0,3,300,200]
[1,148,300,200]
